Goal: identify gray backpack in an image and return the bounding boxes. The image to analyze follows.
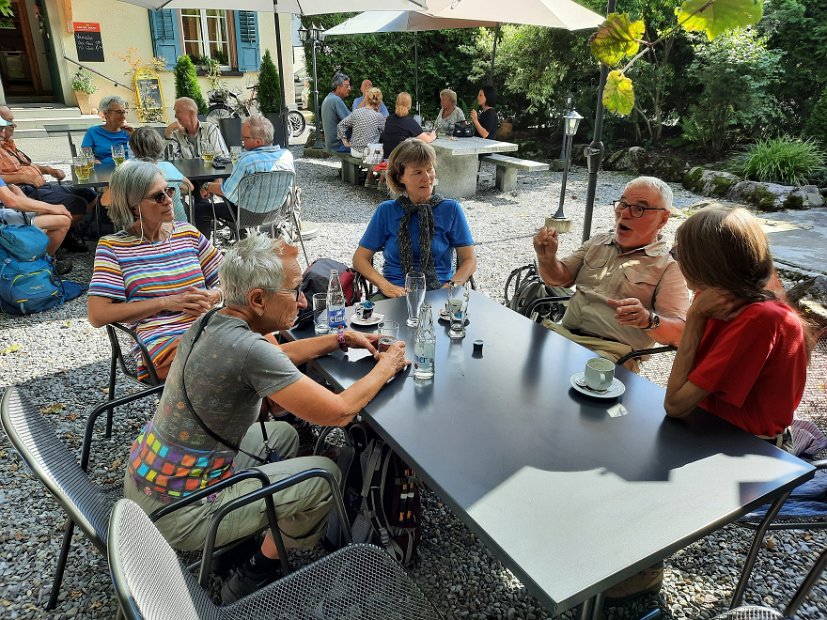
[504,262,570,324]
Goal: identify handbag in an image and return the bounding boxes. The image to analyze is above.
[363,143,384,165]
[453,120,474,138]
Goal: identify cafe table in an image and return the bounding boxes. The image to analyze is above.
[430,136,518,198]
[286,289,815,618]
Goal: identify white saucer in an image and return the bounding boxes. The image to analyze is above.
[569,372,625,399]
[349,312,384,327]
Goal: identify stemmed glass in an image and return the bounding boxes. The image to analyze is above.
[405,271,426,327]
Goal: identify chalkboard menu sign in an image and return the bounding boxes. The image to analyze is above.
[73,22,104,63]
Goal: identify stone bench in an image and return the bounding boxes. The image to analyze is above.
[332,151,366,185]
[480,154,550,192]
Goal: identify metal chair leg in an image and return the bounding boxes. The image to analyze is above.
[292,211,310,265]
[46,519,76,610]
[105,349,118,439]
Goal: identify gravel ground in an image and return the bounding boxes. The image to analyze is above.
[1,141,826,620]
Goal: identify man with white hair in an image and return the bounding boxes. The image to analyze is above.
[200,115,293,207]
[533,176,689,371]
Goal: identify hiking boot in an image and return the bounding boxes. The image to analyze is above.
[61,229,88,253]
[210,536,260,578]
[604,561,664,602]
[221,561,282,604]
[55,258,73,276]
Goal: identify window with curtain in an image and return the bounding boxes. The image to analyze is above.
[181,9,231,66]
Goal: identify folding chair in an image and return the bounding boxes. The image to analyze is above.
[214,170,309,264]
[109,497,444,619]
[218,117,242,148]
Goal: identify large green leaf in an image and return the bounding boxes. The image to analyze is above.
[676,0,763,41]
[0,0,12,17]
[603,70,635,116]
[590,13,645,66]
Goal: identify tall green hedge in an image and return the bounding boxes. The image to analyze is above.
[173,55,207,115]
[257,49,282,115]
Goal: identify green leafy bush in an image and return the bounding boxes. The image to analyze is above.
[257,49,281,115]
[174,55,207,115]
[804,87,827,144]
[734,136,825,185]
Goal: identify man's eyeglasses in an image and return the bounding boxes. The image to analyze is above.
[613,200,667,218]
[108,108,128,115]
[273,287,302,302]
[144,187,176,204]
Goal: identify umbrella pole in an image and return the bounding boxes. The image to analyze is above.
[581,0,615,243]
[272,11,290,147]
[415,32,419,114]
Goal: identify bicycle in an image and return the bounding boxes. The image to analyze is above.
[206,85,307,138]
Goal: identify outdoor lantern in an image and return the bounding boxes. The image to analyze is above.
[547,107,583,233]
[564,109,583,137]
[298,24,308,43]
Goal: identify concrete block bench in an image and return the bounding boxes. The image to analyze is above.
[333,151,365,185]
[480,154,550,192]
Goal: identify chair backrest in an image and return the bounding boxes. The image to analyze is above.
[218,116,242,148]
[235,170,296,231]
[0,388,112,551]
[108,499,217,620]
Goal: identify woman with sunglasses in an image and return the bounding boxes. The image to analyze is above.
[88,160,222,380]
[664,206,811,445]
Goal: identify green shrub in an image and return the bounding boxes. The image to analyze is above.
[804,87,827,145]
[734,137,825,186]
[173,55,207,115]
[257,49,281,115]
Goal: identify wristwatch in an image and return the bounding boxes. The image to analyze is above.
[337,325,349,352]
[643,311,660,331]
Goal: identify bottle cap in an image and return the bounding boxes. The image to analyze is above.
[473,339,484,357]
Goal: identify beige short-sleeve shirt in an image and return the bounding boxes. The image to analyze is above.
[559,232,689,350]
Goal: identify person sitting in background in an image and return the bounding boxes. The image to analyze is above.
[435,88,465,134]
[664,205,810,444]
[381,92,435,160]
[164,97,229,239]
[470,85,498,140]
[87,160,222,381]
[124,233,409,603]
[353,139,476,298]
[0,107,93,253]
[532,176,688,371]
[200,115,294,211]
[321,72,352,152]
[0,177,71,270]
[352,79,390,116]
[337,87,386,160]
[81,95,133,164]
[128,127,192,222]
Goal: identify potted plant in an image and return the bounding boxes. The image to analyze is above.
[71,68,97,114]
[257,49,286,146]
[174,55,208,115]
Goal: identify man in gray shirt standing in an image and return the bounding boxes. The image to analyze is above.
[320,72,351,152]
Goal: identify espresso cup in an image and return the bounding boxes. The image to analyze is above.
[355,301,374,320]
[584,357,615,392]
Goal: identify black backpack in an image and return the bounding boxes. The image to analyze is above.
[295,258,363,329]
[317,423,421,566]
[504,262,570,324]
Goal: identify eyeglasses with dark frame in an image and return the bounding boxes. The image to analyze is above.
[143,187,176,204]
[270,287,302,302]
[613,199,667,218]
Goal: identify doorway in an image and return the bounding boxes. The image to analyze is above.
[0,0,57,102]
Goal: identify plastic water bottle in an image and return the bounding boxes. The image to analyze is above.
[327,270,346,329]
[414,303,435,380]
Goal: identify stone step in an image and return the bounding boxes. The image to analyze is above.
[13,115,101,139]
[8,105,84,120]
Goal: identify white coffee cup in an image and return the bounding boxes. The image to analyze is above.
[584,357,615,392]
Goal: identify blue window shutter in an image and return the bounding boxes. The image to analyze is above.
[234,11,260,72]
[149,10,182,70]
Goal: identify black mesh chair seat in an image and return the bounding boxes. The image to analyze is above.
[110,498,443,620]
[711,609,783,620]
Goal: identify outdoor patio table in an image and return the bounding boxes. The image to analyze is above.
[430,136,517,198]
[285,289,815,619]
[171,158,234,183]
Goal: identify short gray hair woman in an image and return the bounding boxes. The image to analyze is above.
[436,88,465,134]
[99,95,128,114]
[221,232,286,306]
[107,160,163,231]
[82,94,132,164]
[128,126,192,221]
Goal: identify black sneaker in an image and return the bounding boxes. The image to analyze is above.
[61,229,88,253]
[55,258,73,276]
[221,562,282,604]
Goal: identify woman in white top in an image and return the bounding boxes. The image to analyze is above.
[435,88,465,134]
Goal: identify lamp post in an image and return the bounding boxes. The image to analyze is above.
[299,23,325,150]
[546,108,583,234]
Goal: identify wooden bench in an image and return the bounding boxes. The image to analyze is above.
[333,151,365,185]
[480,153,549,192]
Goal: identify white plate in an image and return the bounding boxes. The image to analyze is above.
[569,372,625,400]
[349,312,384,327]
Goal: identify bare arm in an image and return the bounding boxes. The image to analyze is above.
[470,109,488,138]
[416,131,436,143]
[1,168,45,187]
[353,245,405,298]
[270,341,409,427]
[448,245,477,286]
[533,226,574,286]
[0,186,70,218]
[87,287,216,328]
[279,330,378,366]
[607,298,685,347]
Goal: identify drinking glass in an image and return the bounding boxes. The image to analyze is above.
[405,271,426,327]
[202,148,215,165]
[111,144,125,166]
[312,293,329,334]
[72,156,90,181]
[378,320,400,352]
[230,146,242,163]
[448,282,470,339]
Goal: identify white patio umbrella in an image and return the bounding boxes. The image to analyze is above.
[120,0,428,13]
[423,0,603,30]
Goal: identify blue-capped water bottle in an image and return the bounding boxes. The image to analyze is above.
[413,303,435,380]
[326,270,347,329]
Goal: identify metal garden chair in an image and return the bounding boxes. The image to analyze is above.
[109,497,444,619]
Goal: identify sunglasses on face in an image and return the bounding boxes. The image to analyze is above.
[144,187,176,204]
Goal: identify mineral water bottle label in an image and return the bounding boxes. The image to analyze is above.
[328,305,346,327]
[414,342,435,379]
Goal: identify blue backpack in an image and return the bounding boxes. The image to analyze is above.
[0,224,85,315]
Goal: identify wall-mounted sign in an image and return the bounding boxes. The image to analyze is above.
[134,68,167,123]
[73,22,104,62]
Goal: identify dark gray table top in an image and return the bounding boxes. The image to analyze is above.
[170,158,234,182]
[288,289,814,615]
[71,162,116,188]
